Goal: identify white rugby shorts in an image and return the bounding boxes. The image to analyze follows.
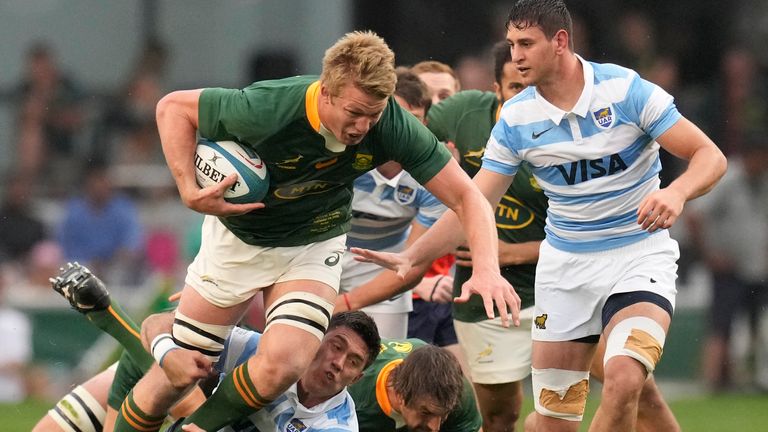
[454,306,535,384]
[186,215,347,308]
[532,231,679,342]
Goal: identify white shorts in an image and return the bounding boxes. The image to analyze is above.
[186,215,347,308]
[454,306,534,384]
[339,242,413,315]
[533,231,679,342]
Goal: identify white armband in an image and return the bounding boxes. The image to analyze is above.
[151,333,180,366]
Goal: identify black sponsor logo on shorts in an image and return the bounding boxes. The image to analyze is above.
[324,251,343,266]
[534,313,548,330]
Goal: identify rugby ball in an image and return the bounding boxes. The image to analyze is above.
[195,138,269,203]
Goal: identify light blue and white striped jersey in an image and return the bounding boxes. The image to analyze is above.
[347,169,447,250]
[217,327,358,432]
[483,56,681,253]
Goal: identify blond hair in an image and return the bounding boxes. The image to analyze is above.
[321,31,396,99]
[411,60,460,91]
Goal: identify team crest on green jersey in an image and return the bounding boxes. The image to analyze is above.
[352,153,373,170]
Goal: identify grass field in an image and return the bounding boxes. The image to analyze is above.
[3,393,767,431]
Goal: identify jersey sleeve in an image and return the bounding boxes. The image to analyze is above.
[623,72,682,139]
[198,85,293,144]
[481,115,522,176]
[217,327,261,374]
[378,100,452,185]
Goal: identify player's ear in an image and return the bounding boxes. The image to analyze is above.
[553,29,570,54]
[320,83,332,103]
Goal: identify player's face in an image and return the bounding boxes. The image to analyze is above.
[320,83,388,145]
[506,24,559,86]
[301,327,368,398]
[393,95,427,124]
[417,72,458,105]
[494,61,527,103]
[398,396,449,432]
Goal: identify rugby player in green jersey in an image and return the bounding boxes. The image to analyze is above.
[115,31,519,432]
[349,340,481,432]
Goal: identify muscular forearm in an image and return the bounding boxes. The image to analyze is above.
[452,190,499,271]
[668,144,727,201]
[141,312,176,352]
[157,90,202,202]
[344,262,429,310]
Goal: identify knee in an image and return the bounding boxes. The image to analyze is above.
[602,358,646,400]
[483,409,521,432]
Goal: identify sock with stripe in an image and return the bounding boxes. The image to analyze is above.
[182,361,272,430]
[113,390,166,432]
[86,300,154,371]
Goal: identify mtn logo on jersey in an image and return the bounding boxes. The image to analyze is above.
[495,195,535,230]
[274,180,341,199]
[352,153,373,170]
[286,418,308,432]
[395,185,416,205]
[593,106,614,129]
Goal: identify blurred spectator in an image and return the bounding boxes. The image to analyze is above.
[411,60,461,105]
[56,161,145,286]
[455,54,493,92]
[14,41,85,195]
[0,173,47,263]
[3,240,64,309]
[686,133,768,392]
[712,47,768,156]
[0,266,32,402]
[91,71,165,168]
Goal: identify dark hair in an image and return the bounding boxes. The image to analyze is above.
[492,41,513,84]
[390,344,463,413]
[395,70,432,113]
[327,310,381,369]
[506,0,573,50]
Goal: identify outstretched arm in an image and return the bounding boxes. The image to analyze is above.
[355,165,520,326]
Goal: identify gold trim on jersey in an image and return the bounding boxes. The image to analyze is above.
[375,358,404,416]
[305,81,321,132]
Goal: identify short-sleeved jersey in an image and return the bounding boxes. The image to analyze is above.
[217,327,358,432]
[198,76,452,247]
[484,57,682,253]
[347,169,447,251]
[427,90,547,319]
[348,339,481,432]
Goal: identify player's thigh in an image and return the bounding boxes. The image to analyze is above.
[473,381,524,417]
[454,307,534,385]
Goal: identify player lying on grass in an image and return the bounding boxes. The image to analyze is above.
[35,262,380,432]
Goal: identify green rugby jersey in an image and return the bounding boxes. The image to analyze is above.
[427,90,548,320]
[198,75,452,247]
[349,338,481,432]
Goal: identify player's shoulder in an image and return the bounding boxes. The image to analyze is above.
[590,61,636,81]
[243,74,318,92]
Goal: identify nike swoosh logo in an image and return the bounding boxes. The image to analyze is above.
[532,127,553,139]
[315,157,338,169]
[650,278,657,283]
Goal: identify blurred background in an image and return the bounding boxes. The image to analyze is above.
[0,0,766,430]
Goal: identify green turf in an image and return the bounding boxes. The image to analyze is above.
[3,393,767,431]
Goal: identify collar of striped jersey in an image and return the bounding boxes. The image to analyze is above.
[495,103,502,123]
[533,54,594,123]
[305,81,322,132]
[375,358,404,417]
